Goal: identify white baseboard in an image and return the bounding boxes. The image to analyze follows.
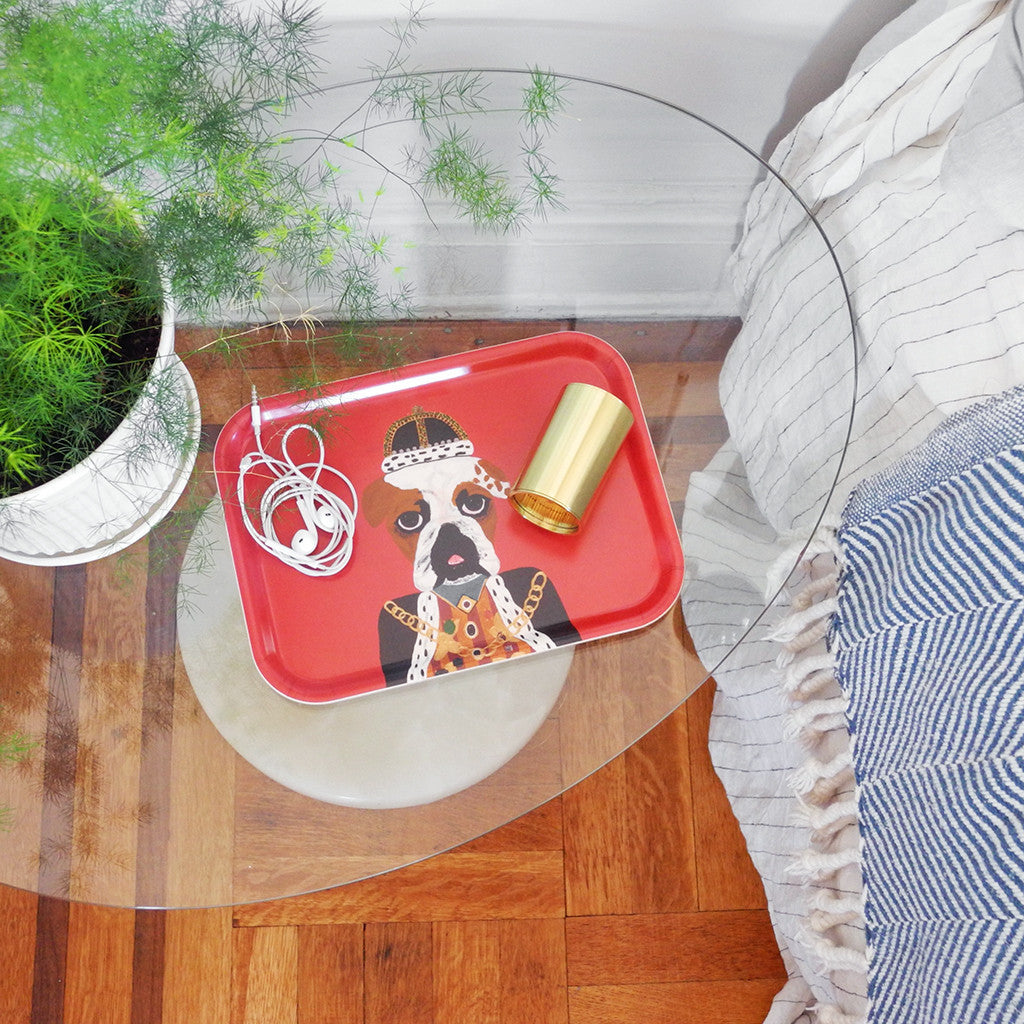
[262,180,749,321]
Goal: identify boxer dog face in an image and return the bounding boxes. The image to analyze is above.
[363,454,511,594]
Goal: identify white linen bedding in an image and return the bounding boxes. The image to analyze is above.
[680,1,1024,1020]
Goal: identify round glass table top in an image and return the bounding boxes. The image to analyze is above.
[0,73,856,908]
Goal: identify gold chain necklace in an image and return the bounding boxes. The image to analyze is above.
[383,571,548,658]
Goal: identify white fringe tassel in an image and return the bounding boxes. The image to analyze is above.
[793,796,858,838]
[764,517,842,599]
[809,934,868,973]
[789,749,853,796]
[809,890,865,916]
[782,655,840,700]
[772,523,869,1024]
[811,906,864,931]
[788,846,862,883]
[770,597,838,650]
[784,696,850,739]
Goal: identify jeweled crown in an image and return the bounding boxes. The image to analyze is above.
[382,406,474,473]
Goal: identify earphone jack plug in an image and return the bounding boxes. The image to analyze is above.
[250,385,262,442]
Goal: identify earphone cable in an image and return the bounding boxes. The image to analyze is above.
[237,391,358,577]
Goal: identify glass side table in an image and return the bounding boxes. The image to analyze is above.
[0,73,856,908]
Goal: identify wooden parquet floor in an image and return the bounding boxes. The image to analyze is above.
[0,320,785,1022]
[0,679,784,1023]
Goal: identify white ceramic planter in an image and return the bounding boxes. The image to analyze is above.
[0,303,201,565]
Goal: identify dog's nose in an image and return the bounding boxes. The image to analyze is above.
[434,521,468,545]
[431,522,481,577]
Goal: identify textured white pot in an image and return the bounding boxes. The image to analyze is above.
[0,303,201,565]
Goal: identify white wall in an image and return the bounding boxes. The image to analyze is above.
[266,0,918,318]
[309,0,916,155]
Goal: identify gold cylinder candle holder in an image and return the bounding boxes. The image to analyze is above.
[510,382,635,534]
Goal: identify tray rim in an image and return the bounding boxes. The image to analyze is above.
[213,330,684,705]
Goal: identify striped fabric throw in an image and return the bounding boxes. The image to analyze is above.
[831,384,1024,1024]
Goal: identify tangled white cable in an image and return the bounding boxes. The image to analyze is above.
[237,391,358,577]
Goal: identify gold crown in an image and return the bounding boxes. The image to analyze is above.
[382,406,474,473]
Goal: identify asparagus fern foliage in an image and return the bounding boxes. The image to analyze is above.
[0,0,565,498]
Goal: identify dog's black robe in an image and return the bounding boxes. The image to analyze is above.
[377,566,581,686]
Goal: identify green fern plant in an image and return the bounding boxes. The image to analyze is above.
[0,175,165,492]
[0,0,565,501]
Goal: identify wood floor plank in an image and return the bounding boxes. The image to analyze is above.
[131,911,166,1024]
[399,319,572,361]
[175,325,249,418]
[563,705,698,917]
[63,902,136,1024]
[365,921,434,1024]
[72,556,148,905]
[296,924,364,1024]
[660,441,728,508]
[0,562,53,894]
[457,795,563,854]
[433,920,502,1024]
[565,911,786,987]
[135,517,194,909]
[686,679,769,911]
[556,628,652,921]
[162,908,234,1024]
[163,651,236,908]
[428,918,569,1024]
[557,638,629,783]
[568,978,784,1024]
[496,919,568,1024]
[630,361,724,419]
[621,707,698,913]
[618,606,700,747]
[32,892,70,1024]
[561,756,632,917]
[232,925,299,1024]
[0,884,36,1024]
[234,850,565,927]
[574,320,739,362]
[38,563,88,901]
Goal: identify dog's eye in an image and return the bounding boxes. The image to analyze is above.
[456,489,490,518]
[395,501,429,534]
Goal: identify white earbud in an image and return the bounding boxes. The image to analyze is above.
[312,504,337,530]
[289,497,338,555]
[290,529,318,555]
[237,392,358,577]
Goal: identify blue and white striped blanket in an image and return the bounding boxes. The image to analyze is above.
[832,384,1024,1024]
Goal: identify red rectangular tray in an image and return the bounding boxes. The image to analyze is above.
[214,332,683,703]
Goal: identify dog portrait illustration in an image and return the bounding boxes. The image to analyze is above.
[362,406,580,685]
